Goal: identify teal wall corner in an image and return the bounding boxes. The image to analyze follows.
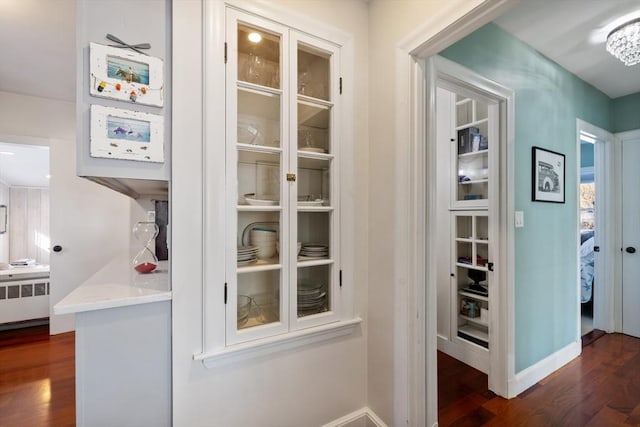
[612,91,640,133]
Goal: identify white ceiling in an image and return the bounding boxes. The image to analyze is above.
[0,142,50,188]
[494,0,640,99]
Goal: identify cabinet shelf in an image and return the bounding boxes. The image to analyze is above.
[459,314,488,327]
[297,206,333,212]
[297,258,333,268]
[237,205,282,212]
[455,118,489,131]
[238,81,282,97]
[298,95,333,109]
[237,260,281,274]
[237,143,282,154]
[456,263,488,272]
[458,149,488,158]
[458,324,489,347]
[298,150,334,160]
[458,291,489,302]
[458,179,488,185]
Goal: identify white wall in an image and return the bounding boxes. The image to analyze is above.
[367,1,491,423]
[0,180,8,263]
[172,0,369,425]
[0,90,131,333]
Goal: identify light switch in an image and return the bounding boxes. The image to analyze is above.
[515,211,524,228]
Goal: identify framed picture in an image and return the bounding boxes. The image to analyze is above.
[532,146,565,203]
[90,105,164,163]
[89,42,163,107]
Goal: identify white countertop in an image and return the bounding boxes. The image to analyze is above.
[53,256,171,315]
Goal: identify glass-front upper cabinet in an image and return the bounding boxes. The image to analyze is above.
[450,93,498,209]
[225,10,341,345]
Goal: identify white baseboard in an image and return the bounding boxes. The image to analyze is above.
[322,407,388,427]
[507,340,581,398]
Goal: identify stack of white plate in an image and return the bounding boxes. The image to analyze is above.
[297,283,327,315]
[237,246,259,265]
[300,244,329,258]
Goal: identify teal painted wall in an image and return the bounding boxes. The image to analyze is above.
[440,24,612,373]
[612,92,640,133]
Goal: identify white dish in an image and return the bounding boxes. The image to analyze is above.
[237,258,258,266]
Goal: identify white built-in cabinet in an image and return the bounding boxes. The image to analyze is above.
[437,84,499,373]
[198,7,357,362]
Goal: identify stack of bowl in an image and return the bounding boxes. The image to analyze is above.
[249,228,277,260]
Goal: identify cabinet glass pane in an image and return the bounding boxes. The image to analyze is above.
[297,264,331,317]
[238,89,281,148]
[237,151,281,204]
[298,102,330,154]
[238,24,280,89]
[456,216,472,240]
[237,270,280,329]
[456,99,472,127]
[476,216,488,241]
[456,241,472,265]
[298,43,330,101]
[237,211,280,265]
[456,149,488,204]
[297,157,330,206]
[298,212,331,260]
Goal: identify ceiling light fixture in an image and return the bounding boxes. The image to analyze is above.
[606,18,640,66]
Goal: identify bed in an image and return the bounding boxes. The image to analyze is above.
[580,230,594,304]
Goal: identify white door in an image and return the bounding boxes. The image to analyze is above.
[49,138,131,334]
[621,135,640,338]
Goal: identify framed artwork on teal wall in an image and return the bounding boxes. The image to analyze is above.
[532,146,565,203]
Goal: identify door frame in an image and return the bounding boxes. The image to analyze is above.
[390,1,518,425]
[576,120,615,334]
[615,129,640,333]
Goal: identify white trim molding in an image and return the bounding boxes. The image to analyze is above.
[507,340,581,398]
[322,407,388,427]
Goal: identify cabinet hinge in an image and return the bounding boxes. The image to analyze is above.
[224,42,228,64]
[224,283,228,304]
[339,270,343,288]
[339,77,342,95]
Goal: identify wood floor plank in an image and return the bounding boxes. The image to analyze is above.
[0,325,75,427]
[439,333,640,427]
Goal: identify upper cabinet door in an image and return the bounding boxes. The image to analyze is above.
[225,11,290,345]
[289,32,341,331]
[450,93,498,209]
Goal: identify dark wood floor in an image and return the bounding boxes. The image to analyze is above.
[0,325,75,427]
[438,333,640,426]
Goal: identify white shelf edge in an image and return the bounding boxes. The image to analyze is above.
[455,98,471,106]
[455,238,473,243]
[458,324,488,342]
[237,143,282,154]
[455,263,489,272]
[297,258,334,268]
[297,150,334,160]
[237,81,282,97]
[455,118,489,131]
[458,291,489,302]
[459,314,488,327]
[237,205,282,212]
[297,94,334,109]
[297,206,334,212]
[458,179,488,185]
[458,149,488,158]
[194,317,362,368]
[237,262,282,274]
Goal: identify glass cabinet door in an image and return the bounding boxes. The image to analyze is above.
[225,11,342,344]
[226,12,290,344]
[451,94,497,209]
[290,34,341,330]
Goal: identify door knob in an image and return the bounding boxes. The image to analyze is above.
[626,246,636,254]
[53,245,62,253]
